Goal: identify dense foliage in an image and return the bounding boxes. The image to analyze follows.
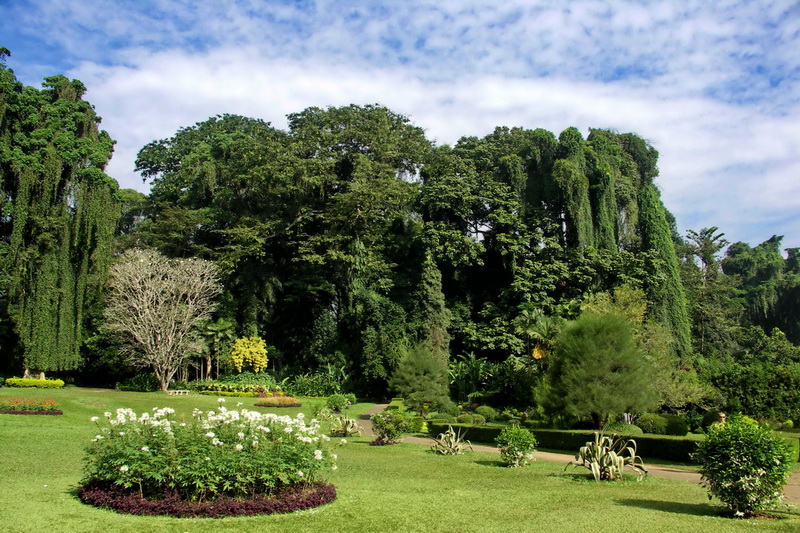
[1,54,800,428]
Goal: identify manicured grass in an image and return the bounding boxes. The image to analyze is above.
[1,387,799,532]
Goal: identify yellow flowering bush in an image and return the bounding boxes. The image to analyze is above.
[230,336,268,373]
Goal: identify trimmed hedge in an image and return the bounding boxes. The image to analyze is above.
[386,398,405,411]
[4,377,65,389]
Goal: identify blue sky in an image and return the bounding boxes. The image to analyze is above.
[3,0,800,249]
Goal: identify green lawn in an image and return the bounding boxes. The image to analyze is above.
[1,387,798,532]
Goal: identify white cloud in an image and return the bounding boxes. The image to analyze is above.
[6,0,800,248]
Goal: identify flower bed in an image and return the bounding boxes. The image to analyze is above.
[0,397,62,415]
[254,396,302,408]
[80,402,339,516]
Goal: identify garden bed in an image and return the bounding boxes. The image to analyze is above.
[0,410,63,415]
[78,481,336,518]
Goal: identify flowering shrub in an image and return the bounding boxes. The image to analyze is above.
[495,426,537,467]
[0,397,61,413]
[230,336,268,373]
[370,410,410,444]
[82,401,339,503]
[695,415,792,517]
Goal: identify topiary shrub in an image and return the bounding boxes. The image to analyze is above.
[475,405,498,422]
[495,426,537,467]
[471,414,486,425]
[603,422,643,435]
[456,413,474,424]
[694,415,793,517]
[636,413,668,435]
[663,414,689,436]
[326,394,350,413]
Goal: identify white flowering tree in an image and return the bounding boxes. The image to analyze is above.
[103,248,221,391]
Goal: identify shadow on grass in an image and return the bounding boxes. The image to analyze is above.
[617,498,722,517]
[473,460,506,468]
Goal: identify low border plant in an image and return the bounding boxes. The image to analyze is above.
[254,396,302,408]
[5,377,65,389]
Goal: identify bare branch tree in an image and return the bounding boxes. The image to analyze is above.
[104,248,221,391]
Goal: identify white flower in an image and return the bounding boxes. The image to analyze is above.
[332,454,338,460]
[93,435,103,441]
[211,438,222,446]
[205,432,215,438]
[341,439,347,444]
[297,470,304,477]
[218,398,226,403]
[237,402,243,407]
[118,432,125,436]
[332,465,338,471]
[235,444,244,452]
[104,412,111,418]
[90,416,99,422]
[237,432,245,440]
[141,446,149,452]
[205,457,210,461]
[313,450,323,461]
[119,465,129,473]
[284,427,293,433]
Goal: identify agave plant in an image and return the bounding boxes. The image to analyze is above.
[566,432,647,481]
[430,425,473,455]
[329,416,362,437]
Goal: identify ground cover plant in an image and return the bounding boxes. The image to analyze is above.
[1,387,799,532]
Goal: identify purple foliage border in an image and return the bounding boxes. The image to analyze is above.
[78,481,336,518]
[0,410,63,415]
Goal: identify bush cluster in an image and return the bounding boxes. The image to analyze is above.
[474,406,498,422]
[603,422,643,435]
[82,402,339,503]
[5,377,65,389]
[636,413,668,434]
[695,416,793,517]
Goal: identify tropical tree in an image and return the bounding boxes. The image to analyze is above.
[0,52,119,376]
[103,248,221,391]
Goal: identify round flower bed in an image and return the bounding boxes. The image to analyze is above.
[79,401,339,517]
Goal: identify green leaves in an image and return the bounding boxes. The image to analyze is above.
[566,432,647,481]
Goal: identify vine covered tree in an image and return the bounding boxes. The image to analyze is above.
[0,51,119,376]
[103,248,221,391]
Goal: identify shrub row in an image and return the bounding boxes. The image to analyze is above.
[197,391,257,398]
[427,423,800,463]
[254,397,302,408]
[4,377,65,389]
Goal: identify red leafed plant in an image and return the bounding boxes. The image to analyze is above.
[0,397,62,414]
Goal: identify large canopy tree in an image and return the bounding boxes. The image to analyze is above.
[0,50,119,375]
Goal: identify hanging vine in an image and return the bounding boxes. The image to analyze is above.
[0,60,119,374]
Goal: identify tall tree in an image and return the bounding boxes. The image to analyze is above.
[103,248,221,391]
[0,53,119,375]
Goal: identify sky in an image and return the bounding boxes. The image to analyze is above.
[2,0,800,250]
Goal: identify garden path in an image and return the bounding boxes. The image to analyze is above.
[360,404,800,504]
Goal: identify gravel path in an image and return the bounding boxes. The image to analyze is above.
[360,404,800,504]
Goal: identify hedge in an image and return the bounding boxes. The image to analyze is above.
[4,377,65,389]
[198,391,258,398]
